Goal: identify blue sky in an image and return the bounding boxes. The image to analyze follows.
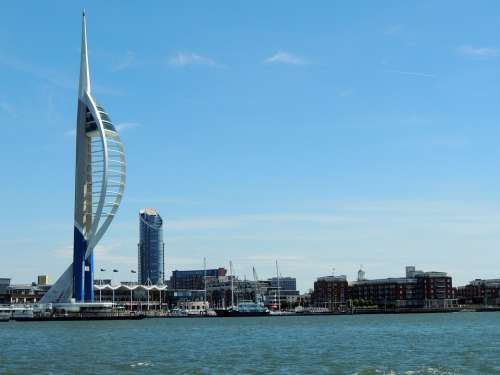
[2,1,500,291]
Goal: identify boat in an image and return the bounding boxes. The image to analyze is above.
[11,306,34,320]
[269,310,295,316]
[215,301,270,317]
[215,263,270,317]
[0,307,11,322]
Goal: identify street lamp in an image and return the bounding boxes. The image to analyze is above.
[99,268,106,303]
[130,270,137,311]
[112,269,119,305]
[146,277,151,311]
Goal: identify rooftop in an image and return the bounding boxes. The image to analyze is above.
[316,275,347,282]
[140,208,160,216]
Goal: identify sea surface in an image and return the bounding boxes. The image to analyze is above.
[0,312,499,375]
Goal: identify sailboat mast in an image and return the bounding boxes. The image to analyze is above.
[230,260,234,308]
[276,260,281,312]
[252,266,258,303]
[203,257,207,311]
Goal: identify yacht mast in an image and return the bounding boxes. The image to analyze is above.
[276,260,281,312]
[230,260,234,308]
[203,257,207,312]
[252,266,259,303]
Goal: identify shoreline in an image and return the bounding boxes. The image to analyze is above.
[5,307,500,322]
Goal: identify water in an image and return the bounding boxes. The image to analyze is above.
[0,312,499,374]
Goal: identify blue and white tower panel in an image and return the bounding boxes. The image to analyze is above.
[41,12,126,303]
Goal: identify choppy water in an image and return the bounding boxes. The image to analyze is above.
[0,312,499,374]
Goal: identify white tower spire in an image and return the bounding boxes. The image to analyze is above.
[79,9,90,98]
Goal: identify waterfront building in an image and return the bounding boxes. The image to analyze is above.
[0,278,11,304]
[94,283,167,311]
[138,208,165,285]
[456,279,500,306]
[349,266,455,309]
[5,283,51,304]
[268,277,296,291]
[204,276,266,309]
[357,266,366,281]
[166,289,208,309]
[41,12,126,304]
[296,292,312,308]
[264,289,300,309]
[311,275,349,311]
[204,274,300,310]
[415,272,454,307]
[349,277,419,308]
[170,268,227,290]
[205,277,235,308]
[265,277,300,309]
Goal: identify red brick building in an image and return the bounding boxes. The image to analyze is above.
[456,279,500,306]
[311,276,348,311]
[342,266,456,309]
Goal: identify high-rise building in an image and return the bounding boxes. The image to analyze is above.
[41,12,126,303]
[138,209,165,285]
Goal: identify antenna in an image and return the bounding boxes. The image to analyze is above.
[79,9,90,97]
[203,257,207,312]
[276,260,281,313]
[252,266,260,304]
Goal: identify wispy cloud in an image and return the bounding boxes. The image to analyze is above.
[93,244,137,266]
[111,51,136,72]
[264,51,307,65]
[168,52,221,67]
[457,45,499,59]
[385,69,436,78]
[168,213,355,231]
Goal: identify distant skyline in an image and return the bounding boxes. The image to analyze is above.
[2,2,500,291]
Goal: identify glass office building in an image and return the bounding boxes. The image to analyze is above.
[268,277,297,292]
[138,209,165,285]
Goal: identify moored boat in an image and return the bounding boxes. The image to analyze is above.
[215,301,270,317]
[0,308,11,322]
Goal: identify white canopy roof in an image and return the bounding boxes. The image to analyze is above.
[94,284,167,292]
